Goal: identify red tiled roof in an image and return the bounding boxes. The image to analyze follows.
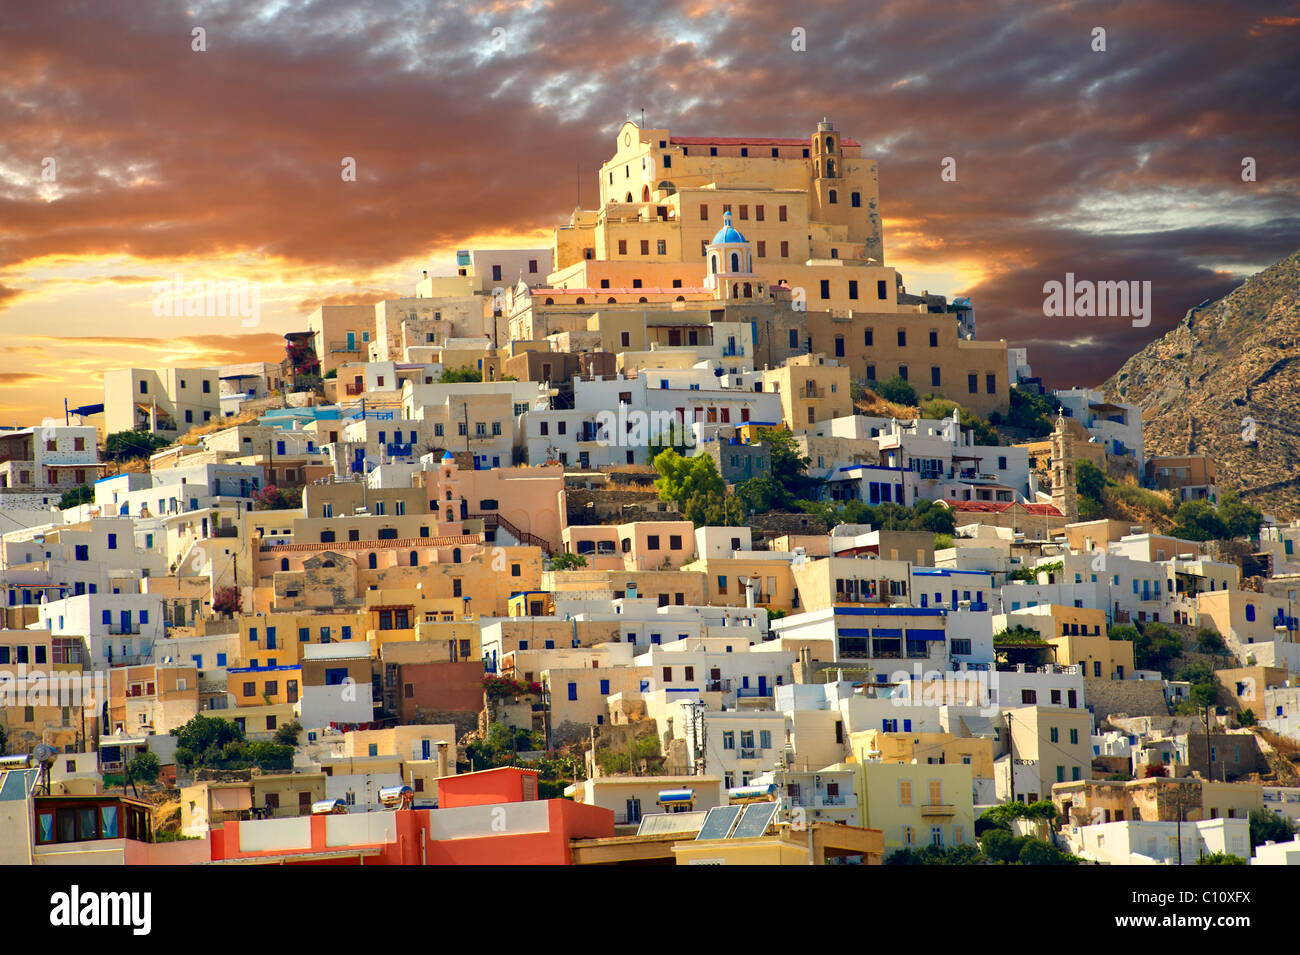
[670,136,862,148]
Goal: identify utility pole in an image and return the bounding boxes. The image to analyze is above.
[1176,793,1183,866]
[1204,703,1212,779]
[1006,711,1016,804]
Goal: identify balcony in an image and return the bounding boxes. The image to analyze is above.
[806,794,854,809]
[920,804,955,817]
[705,679,732,693]
[803,386,826,400]
[329,340,363,354]
[721,345,745,357]
[739,748,758,760]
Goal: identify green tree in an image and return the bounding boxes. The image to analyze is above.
[736,473,793,514]
[105,429,169,462]
[874,375,917,407]
[1189,681,1218,708]
[1125,621,1183,673]
[1076,460,1107,504]
[1007,387,1055,437]
[1249,808,1297,848]
[549,552,588,570]
[980,829,1024,864]
[1194,627,1227,654]
[1196,851,1247,865]
[751,427,822,501]
[439,367,483,383]
[913,499,956,534]
[1217,492,1262,540]
[171,714,246,770]
[126,750,161,784]
[244,741,295,771]
[1238,708,1257,727]
[993,625,1049,645]
[1017,838,1077,865]
[653,449,738,526]
[1171,499,1227,541]
[273,721,302,747]
[59,485,94,509]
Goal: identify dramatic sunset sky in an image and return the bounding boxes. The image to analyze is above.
[2,0,1298,423]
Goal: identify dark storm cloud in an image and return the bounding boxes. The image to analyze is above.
[0,0,1297,392]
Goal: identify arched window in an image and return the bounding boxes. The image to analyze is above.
[280,558,289,571]
[743,283,752,297]
[829,189,838,204]
[446,509,453,521]
[607,297,617,304]
[710,255,718,274]
[544,297,554,305]
[827,159,836,178]
[657,180,677,196]
[367,553,377,570]
[410,550,418,566]
[730,252,739,272]
[625,193,633,202]
[732,283,739,297]
[642,185,650,202]
[638,297,648,303]
[825,135,834,152]
[675,295,685,302]
[453,548,462,563]
[575,297,585,304]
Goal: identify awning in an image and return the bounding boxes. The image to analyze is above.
[906,629,946,641]
[956,715,1001,738]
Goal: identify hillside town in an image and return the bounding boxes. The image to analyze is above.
[3,120,1298,867]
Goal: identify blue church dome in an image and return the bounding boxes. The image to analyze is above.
[710,210,748,246]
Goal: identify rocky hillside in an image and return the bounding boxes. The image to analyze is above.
[1101,250,1300,518]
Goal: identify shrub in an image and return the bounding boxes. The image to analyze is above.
[874,375,917,407]
[1249,808,1297,848]
[60,485,94,509]
[1196,852,1247,865]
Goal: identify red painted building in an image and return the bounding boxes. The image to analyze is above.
[208,768,613,865]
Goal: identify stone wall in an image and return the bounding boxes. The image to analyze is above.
[1084,677,1170,721]
[750,510,830,542]
[566,488,680,525]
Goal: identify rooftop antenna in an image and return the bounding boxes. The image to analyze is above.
[640,107,645,128]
